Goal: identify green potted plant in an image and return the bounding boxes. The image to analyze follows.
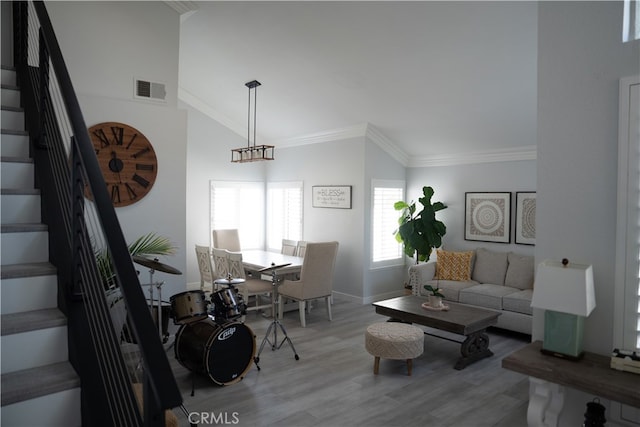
[394,186,447,264]
[424,284,444,308]
[96,232,177,289]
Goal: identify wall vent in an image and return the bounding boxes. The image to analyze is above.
[134,78,167,102]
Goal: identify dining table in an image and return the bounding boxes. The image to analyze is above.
[241,250,304,277]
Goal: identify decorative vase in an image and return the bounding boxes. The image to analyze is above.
[429,295,443,308]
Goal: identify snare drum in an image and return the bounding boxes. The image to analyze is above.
[211,288,245,320]
[174,319,256,385]
[170,290,208,324]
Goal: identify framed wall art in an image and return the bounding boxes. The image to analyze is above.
[465,192,511,243]
[515,192,536,245]
[312,185,352,209]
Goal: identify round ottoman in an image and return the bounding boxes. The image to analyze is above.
[365,322,424,376]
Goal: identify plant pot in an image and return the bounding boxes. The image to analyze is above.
[429,295,443,308]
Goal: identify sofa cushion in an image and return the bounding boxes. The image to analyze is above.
[471,248,508,285]
[459,284,519,310]
[434,249,474,281]
[505,253,535,290]
[422,279,477,302]
[422,280,477,302]
[503,289,533,315]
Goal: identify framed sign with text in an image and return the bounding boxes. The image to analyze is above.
[312,185,352,209]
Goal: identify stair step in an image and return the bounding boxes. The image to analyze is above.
[1,262,56,279]
[1,308,67,336]
[1,130,29,157]
[1,309,69,373]
[1,362,80,406]
[1,107,24,130]
[0,227,49,264]
[1,273,58,314]
[1,191,41,224]
[1,387,82,426]
[1,67,17,87]
[1,157,34,188]
[1,85,20,108]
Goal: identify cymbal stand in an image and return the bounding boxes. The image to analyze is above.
[142,266,166,342]
[254,263,299,370]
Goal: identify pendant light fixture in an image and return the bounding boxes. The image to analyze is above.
[231,80,275,163]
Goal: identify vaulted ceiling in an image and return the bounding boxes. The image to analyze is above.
[175,1,538,166]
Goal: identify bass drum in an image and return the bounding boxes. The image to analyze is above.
[174,319,255,386]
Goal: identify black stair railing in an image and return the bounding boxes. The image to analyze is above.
[12,2,182,426]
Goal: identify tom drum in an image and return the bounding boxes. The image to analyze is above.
[170,290,208,324]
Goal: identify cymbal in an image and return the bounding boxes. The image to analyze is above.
[132,256,182,275]
[258,263,291,272]
[214,278,246,285]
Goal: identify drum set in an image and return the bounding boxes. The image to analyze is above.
[132,256,256,387]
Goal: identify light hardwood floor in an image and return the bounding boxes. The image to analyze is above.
[167,295,531,427]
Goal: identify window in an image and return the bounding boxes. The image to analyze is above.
[615,77,640,352]
[371,180,404,267]
[623,0,640,42]
[266,181,303,252]
[210,181,264,250]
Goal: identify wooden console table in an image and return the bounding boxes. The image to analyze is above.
[502,341,640,426]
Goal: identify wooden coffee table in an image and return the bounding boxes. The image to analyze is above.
[372,295,501,370]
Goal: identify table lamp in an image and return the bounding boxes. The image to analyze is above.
[530,259,595,360]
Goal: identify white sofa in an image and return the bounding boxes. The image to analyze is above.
[409,248,534,335]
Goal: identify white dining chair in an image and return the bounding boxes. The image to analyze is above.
[281,239,298,256]
[227,251,273,314]
[212,229,241,252]
[278,241,339,327]
[195,245,216,293]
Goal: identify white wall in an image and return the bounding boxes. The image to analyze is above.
[362,138,407,302]
[265,138,365,298]
[537,2,639,424]
[184,105,265,286]
[407,160,536,257]
[47,2,188,299]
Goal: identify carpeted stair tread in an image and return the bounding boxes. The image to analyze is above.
[1,362,80,406]
[1,262,56,279]
[1,308,67,336]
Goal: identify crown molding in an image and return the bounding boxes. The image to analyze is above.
[178,88,537,168]
[164,1,198,16]
[364,124,410,166]
[275,123,368,148]
[408,145,537,168]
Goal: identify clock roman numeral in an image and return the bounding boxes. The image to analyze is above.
[132,147,151,159]
[93,129,110,148]
[111,184,120,203]
[136,163,154,171]
[125,183,137,200]
[132,173,150,188]
[126,133,138,150]
[111,126,124,145]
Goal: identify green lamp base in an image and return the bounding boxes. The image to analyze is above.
[541,310,585,360]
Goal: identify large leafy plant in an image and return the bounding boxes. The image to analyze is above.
[394,186,447,264]
[96,232,177,288]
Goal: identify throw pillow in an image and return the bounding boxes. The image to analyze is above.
[504,253,534,290]
[472,248,508,285]
[434,249,474,281]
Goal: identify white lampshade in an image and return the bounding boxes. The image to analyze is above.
[531,260,596,316]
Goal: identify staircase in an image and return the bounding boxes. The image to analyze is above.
[0,27,81,427]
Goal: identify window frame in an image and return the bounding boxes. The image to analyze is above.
[614,75,640,352]
[266,181,304,252]
[210,180,265,250]
[370,179,405,269]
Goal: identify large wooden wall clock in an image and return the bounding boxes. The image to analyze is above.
[87,122,158,207]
